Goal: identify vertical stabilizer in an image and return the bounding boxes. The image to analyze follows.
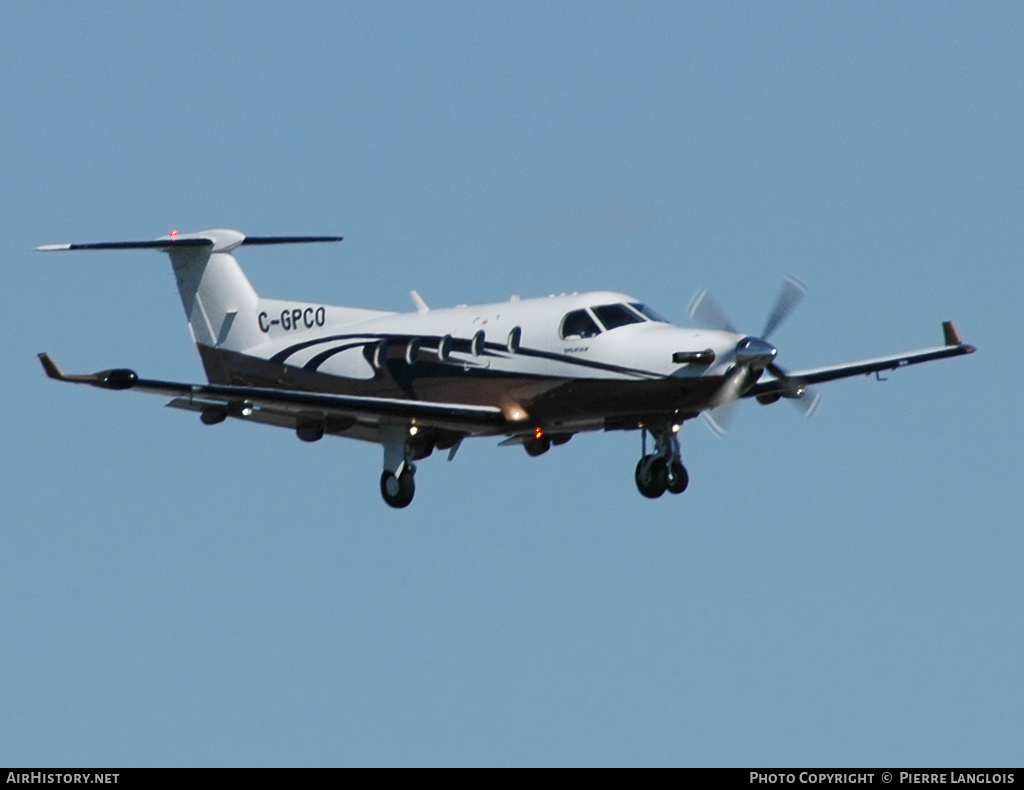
[168,230,262,352]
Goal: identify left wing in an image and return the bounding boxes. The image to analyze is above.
[38,353,508,435]
[746,321,976,400]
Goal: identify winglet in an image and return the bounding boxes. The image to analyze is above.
[38,352,67,380]
[942,321,976,353]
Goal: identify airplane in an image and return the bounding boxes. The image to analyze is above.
[37,228,975,508]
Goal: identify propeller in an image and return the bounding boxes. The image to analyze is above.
[704,365,746,436]
[688,288,738,336]
[761,275,806,340]
[765,360,822,417]
[688,276,819,431]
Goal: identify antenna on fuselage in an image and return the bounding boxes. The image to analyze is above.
[410,291,430,313]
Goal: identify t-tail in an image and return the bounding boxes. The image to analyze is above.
[38,229,342,379]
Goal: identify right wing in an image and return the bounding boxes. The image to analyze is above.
[746,321,976,400]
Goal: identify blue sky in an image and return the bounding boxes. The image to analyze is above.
[2,2,1021,767]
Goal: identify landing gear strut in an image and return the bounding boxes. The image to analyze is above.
[635,422,689,499]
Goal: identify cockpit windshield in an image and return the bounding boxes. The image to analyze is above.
[628,303,668,323]
[591,303,645,331]
[561,302,669,339]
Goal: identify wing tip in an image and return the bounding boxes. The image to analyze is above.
[942,321,976,354]
[38,352,66,380]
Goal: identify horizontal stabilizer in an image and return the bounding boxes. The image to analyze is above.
[37,239,213,252]
[242,236,343,245]
[37,230,342,254]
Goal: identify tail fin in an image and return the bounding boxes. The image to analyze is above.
[38,229,341,353]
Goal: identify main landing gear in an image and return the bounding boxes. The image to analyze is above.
[376,424,460,508]
[379,424,420,509]
[380,467,415,508]
[635,422,689,499]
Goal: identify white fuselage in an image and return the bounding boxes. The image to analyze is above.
[210,290,744,433]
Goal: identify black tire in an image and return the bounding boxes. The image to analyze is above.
[667,461,689,494]
[635,455,668,499]
[380,469,415,508]
[200,407,227,425]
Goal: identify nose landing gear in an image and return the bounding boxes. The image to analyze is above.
[635,455,668,498]
[667,460,688,494]
[634,423,689,499]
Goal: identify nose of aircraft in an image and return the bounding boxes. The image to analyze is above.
[734,336,777,368]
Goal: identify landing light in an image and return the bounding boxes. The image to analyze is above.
[409,425,419,436]
[671,424,681,433]
[534,427,544,439]
[241,403,254,417]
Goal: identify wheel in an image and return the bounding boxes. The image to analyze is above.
[200,406,227,425]
[380,469,415,508]
[635,455,668,499]
[667,460,689,494]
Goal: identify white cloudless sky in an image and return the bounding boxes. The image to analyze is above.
[2,1,1021,766]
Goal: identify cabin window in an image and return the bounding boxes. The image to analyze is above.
[591,303,645,331]
[560,309,602,340]
[629,303,668,323]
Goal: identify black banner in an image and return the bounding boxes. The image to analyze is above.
[2,768,1022,776]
